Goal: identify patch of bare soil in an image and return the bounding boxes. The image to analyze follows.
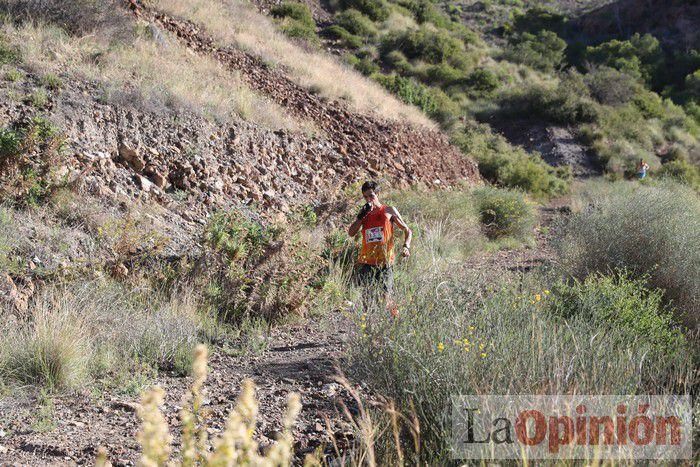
[0,312,355,466]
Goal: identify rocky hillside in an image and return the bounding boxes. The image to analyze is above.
[1,0,480,227]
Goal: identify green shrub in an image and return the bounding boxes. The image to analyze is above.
[204,210,279,266]
[325,25,363,48]
[420,62,465,86]
[452,123,570,197]
[271,2,318,43]
[338,0,390,22]
[381,27,466,66]
[383,50,413,75]
[350,54,379,75]
[547,272,685,354]
[556,181,700,326]
[4,68,22,82]
[585,33,663,85]
[584,66,640,105]
[655,159,700,190]
[497,72,598,125]
[373,74,459,124]
[335,8,378,37]
[0,127,22,160]
[506,30,567,72]
[40,73,63,90]
[474,186,535,240]
[465,67,500,95]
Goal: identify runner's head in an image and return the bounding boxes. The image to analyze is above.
[361,180,380,205]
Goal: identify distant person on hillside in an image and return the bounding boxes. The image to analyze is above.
[636,159,650,179]
[348,180,412,317]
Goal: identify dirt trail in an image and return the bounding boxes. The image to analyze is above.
[0,198,572,466]
[0,313,354,466]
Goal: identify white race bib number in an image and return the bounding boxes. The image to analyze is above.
[365,227,384,243]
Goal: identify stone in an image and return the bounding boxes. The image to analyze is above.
[149,172,168,189]
[118,143,145,172]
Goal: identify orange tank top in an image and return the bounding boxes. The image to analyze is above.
[358,205,395,266]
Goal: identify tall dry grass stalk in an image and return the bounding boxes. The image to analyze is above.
[0,281,202,389]
[155,0,432,127]
[127,344,301,466]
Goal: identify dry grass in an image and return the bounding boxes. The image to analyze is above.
[0,13,310,131]
[156,0,433,127]
[106,344,301,466]
[0,282,203,389]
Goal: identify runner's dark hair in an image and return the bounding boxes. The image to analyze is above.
[361,180,379,193]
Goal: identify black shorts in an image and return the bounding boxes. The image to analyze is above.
[356,264,394,293]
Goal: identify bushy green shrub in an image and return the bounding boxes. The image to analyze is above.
[335,8,378,37]
[556,181,700,326]
[338,0,390,22]
[325,25,363,48]
[271,2,318,43]
[473,186,535,240]
[346,53,379,75]
[204,210,279,266]
[497,72,598,125]
[655,159,700,191]
[0,127,22,160]
[374,74,459,124]
[380,27,466,66]
[585,33,663,85]
[420,62,465,86]
[506,30,567,72]
[584,66,640,105]
[465,67,500,95]
[547,272,685,354]
[452,123,571,197]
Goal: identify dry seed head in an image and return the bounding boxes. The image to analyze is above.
[137,386,172,467]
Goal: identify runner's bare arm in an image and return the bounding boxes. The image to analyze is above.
[348,217,363,237]
[387,206,412,250]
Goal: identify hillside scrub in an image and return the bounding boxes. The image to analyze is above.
[0,5,306,130]
[556,181,700,327]
[452,122,571,197]
[270,2,318,43]
[0,282,202,390]
[310,1,700,186]
[346,264,694,464]
[155,0,431,126]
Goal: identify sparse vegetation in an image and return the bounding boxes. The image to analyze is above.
[557,181,700,327]
[1,283,202,390]
[271,2,318,44]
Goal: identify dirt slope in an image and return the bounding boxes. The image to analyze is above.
[134,2,480,189]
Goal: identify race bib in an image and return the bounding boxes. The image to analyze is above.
[365,226,384,243]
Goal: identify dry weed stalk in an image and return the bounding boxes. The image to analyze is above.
[101,344,301,466]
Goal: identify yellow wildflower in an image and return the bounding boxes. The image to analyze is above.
[479,343,485,351]
[535,294,541,302]
[480,352,487,358]
[437,342,445,352]
[544,290,550,295]
[468,326,475,332]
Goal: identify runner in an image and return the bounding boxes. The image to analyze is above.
[347,181,412,317]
